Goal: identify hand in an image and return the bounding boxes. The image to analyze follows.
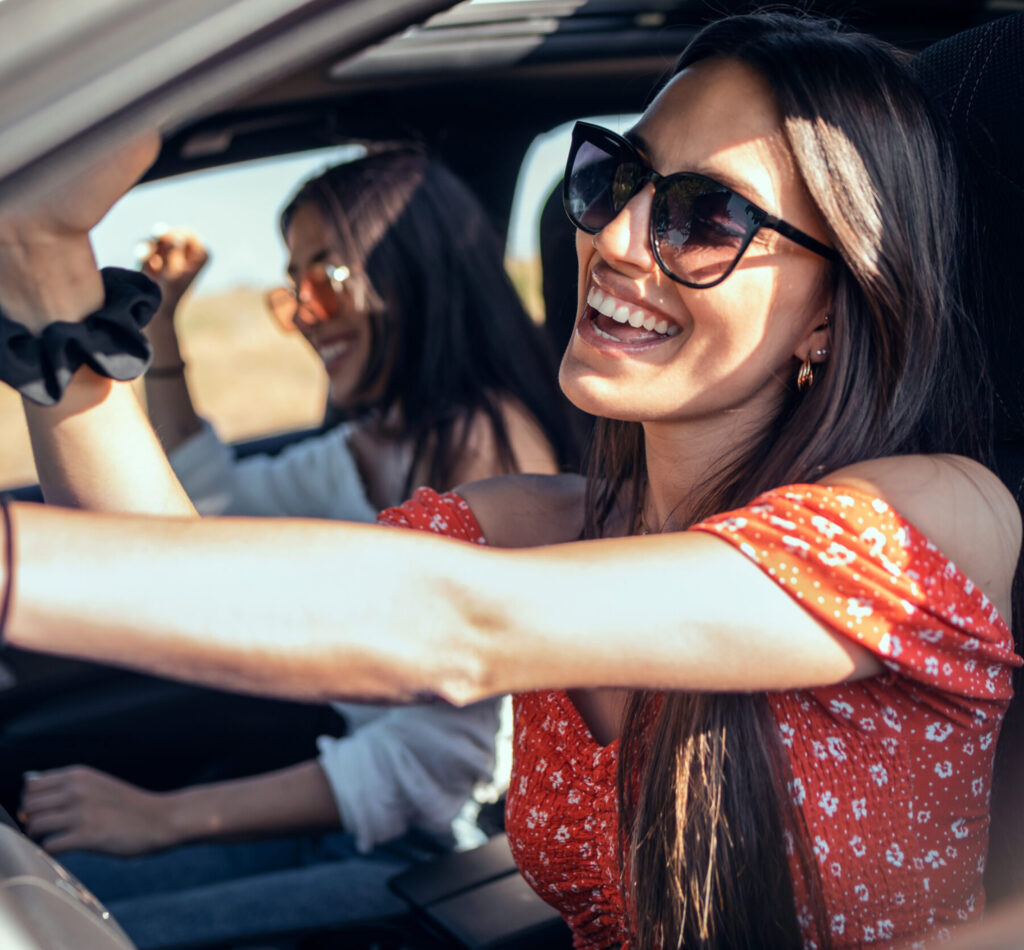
[140,229,209,312]
[0,132,161,328]
[19,766,177,856]
[0,133,161,247]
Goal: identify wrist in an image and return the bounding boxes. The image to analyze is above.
[162,787,201,846]
[0,238,103,329]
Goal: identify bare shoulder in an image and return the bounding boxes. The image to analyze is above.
[458,472,587,548]
[447,395,561,486]
[820,454,1021,621]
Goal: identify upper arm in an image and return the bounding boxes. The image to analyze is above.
[457,473,586,548]
[819,454,1021,626]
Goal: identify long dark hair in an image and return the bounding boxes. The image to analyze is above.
[282,149,578,494]
[580,12,989,949]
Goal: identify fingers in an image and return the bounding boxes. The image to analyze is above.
[139,228,209,296]
[20,776,82,851]
[36,830,92,855]
[19,765,146,856]
[20,766,102,833]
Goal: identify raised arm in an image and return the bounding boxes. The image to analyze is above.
[139,230,207,454]
[0,134,195,515]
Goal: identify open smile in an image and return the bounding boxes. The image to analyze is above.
[578,287,681,351]
[312,330,359,372]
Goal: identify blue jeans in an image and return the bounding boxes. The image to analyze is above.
[59,831,441,949]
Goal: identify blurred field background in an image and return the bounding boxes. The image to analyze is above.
[0,289,325,490]
[0,260,544,490]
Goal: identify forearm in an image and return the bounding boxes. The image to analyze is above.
[143,304,202,454]
[166,760,340,845]
[3,500,869,704]
[0,237,195,515]
[24,374,196,514]
[4,502,485,705]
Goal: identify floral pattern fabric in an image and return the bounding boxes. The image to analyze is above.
[379,483,1020,950]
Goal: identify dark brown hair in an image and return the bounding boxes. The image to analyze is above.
[580,12,989,949]
[282,148,578,494]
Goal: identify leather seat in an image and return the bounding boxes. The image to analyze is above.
[911,12,1024,906]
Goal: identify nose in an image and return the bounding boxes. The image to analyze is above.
[591,184,658,274]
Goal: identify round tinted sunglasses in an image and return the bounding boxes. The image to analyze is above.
[563,121,838,289]
[265,263,351,331]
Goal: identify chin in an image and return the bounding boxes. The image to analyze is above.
[558,363,646,423]
[327,383,357,409]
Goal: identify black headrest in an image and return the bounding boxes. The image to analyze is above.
[910,14,1024,443]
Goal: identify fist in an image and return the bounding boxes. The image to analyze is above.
[140,229,210,308]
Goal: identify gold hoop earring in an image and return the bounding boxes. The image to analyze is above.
[797,357,814,391]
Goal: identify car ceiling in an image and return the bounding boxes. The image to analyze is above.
[153,0,1023,230]
[1,0,1021,230]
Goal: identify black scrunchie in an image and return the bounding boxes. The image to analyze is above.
[0,267,160,406]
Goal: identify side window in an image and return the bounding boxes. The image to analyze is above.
[505,115,639,357]
[0,147,359,490]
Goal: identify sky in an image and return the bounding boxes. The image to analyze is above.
[91,115,636,296]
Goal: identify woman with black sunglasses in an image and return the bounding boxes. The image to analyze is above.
[0,11,1019,950]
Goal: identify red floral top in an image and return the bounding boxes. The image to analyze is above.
[379,484,1020,950]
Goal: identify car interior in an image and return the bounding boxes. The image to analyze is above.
[1,1,1023,948]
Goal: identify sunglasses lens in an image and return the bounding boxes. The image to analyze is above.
[565,135,645,233]
[653,182,753,286]
[266,266,343,330]
[301,268,342,324]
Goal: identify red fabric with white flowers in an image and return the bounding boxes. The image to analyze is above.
[378,484,1020,950]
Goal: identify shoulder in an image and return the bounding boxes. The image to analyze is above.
[819,454,1021,621]
[449,395,561,485]
[458,472,587,548]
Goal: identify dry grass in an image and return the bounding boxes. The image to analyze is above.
[0,288,326,490]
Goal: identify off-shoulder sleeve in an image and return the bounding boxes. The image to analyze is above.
[377,487,486,544]
[691,483,1020,702]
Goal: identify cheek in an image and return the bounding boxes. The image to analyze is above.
[574,230,593,312]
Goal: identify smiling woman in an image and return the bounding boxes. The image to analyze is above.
[138,148,578,517]
[0,11,1020,950]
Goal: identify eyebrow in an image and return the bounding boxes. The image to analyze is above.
[626,128,774,212]
[286,248,329,282]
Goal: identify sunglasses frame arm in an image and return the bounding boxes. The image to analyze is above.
[757,211,840,262]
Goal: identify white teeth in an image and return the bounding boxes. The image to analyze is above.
[587,285,681,338]
[319,341,349,362]
[592,324,622,342]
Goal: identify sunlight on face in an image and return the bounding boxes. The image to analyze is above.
[559,57,833,439]
[284,203,377,409]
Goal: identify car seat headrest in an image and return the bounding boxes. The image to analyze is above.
[910,14,1024,443]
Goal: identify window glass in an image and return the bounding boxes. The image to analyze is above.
[504,114,638,334]
[0,147,360,490]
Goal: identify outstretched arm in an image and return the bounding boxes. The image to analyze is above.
[4,454,1014,706]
